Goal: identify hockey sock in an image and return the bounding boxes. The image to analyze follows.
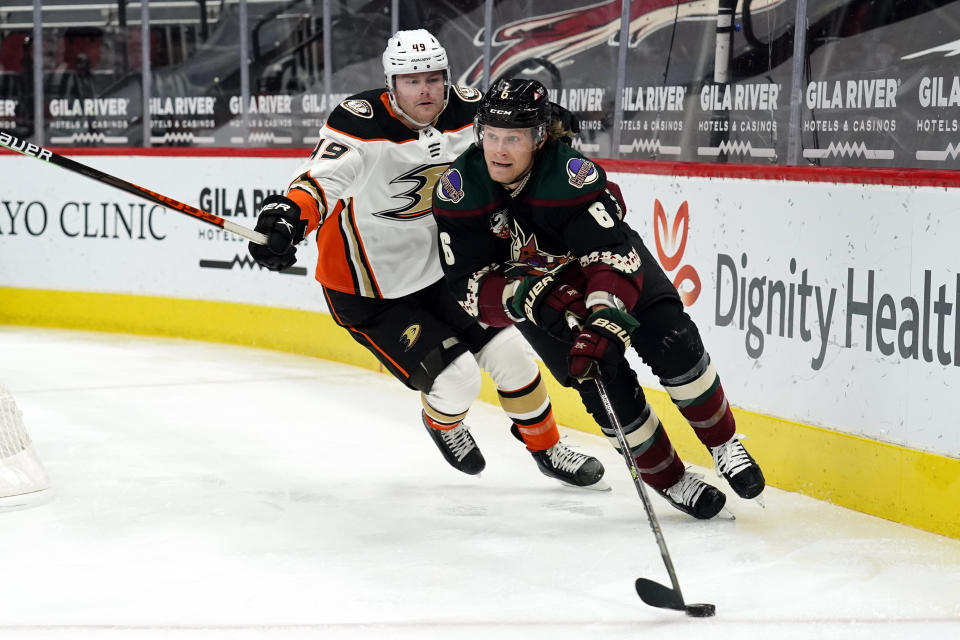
[600,402,683,490]
[497,373,559,451]
[661,354,736,448]
[421,396,468,431]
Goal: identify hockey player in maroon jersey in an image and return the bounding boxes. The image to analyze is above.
[432,78,765,519]
[247,30,604,488]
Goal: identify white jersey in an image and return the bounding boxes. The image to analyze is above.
[286,86,482,299]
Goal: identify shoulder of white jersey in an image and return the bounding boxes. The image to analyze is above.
[435,85,482,133]
[325,88,418,143]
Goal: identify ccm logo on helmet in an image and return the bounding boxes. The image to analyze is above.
[490,108,512,115]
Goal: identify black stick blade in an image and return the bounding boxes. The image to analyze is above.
[634,578,685,610]
[684,603,717,617]
[635,579,716,617]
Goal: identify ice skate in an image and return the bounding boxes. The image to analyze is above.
[710,435,765,500]
[422,411,485,475]
[510,425,608,490]
[656,470,727,520]
[531,440,608,490]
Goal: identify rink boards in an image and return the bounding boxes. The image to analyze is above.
[0,149,958,539]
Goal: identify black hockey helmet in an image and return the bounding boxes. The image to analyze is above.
[475,78,550,147]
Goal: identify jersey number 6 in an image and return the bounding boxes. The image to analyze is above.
[588,201,615,228]
[439,231,455,265]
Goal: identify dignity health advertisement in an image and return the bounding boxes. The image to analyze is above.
[612,169,960,459]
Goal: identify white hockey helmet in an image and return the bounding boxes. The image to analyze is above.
[382,29,450,126]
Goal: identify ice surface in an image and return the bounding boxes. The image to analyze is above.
[1,327,958,639]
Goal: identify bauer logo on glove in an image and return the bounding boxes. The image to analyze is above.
[592,317,633,348]
[248,194,308,272]
[521,274,555,318]
[261,200,293,213]
[567,308,640,382]
[510,272,588,342]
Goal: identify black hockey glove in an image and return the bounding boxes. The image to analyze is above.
[509,272,588,341]
[568,308,640,383]
[248,194,307,271]
[547,102,580,146]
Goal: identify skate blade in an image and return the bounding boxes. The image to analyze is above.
[0,488,54,512]
[750,492,766,508]
[561,478,612,492]
[717,506,736,520]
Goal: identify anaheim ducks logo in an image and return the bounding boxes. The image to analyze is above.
[453,85,482,102]
[341,99,373,118]
[566,158,598,188]
[400,324,421,351]
[373,163,450,221]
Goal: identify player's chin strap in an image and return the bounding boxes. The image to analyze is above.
[387,84,449,129]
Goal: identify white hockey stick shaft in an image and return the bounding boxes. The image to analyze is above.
[0,130,268,245]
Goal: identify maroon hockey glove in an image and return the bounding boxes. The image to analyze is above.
[568,308,640,383]
[248,195,308,271]
[510,273,588,341]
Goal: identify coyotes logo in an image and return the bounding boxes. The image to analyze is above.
[457,0,745,86]
[506,221,570,276]
[654,199,701,307]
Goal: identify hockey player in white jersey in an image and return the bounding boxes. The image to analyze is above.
[248,29,604,488]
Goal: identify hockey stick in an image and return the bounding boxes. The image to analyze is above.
[593,376,716,617]
[0,130,268,245]
[565,313,714,615]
